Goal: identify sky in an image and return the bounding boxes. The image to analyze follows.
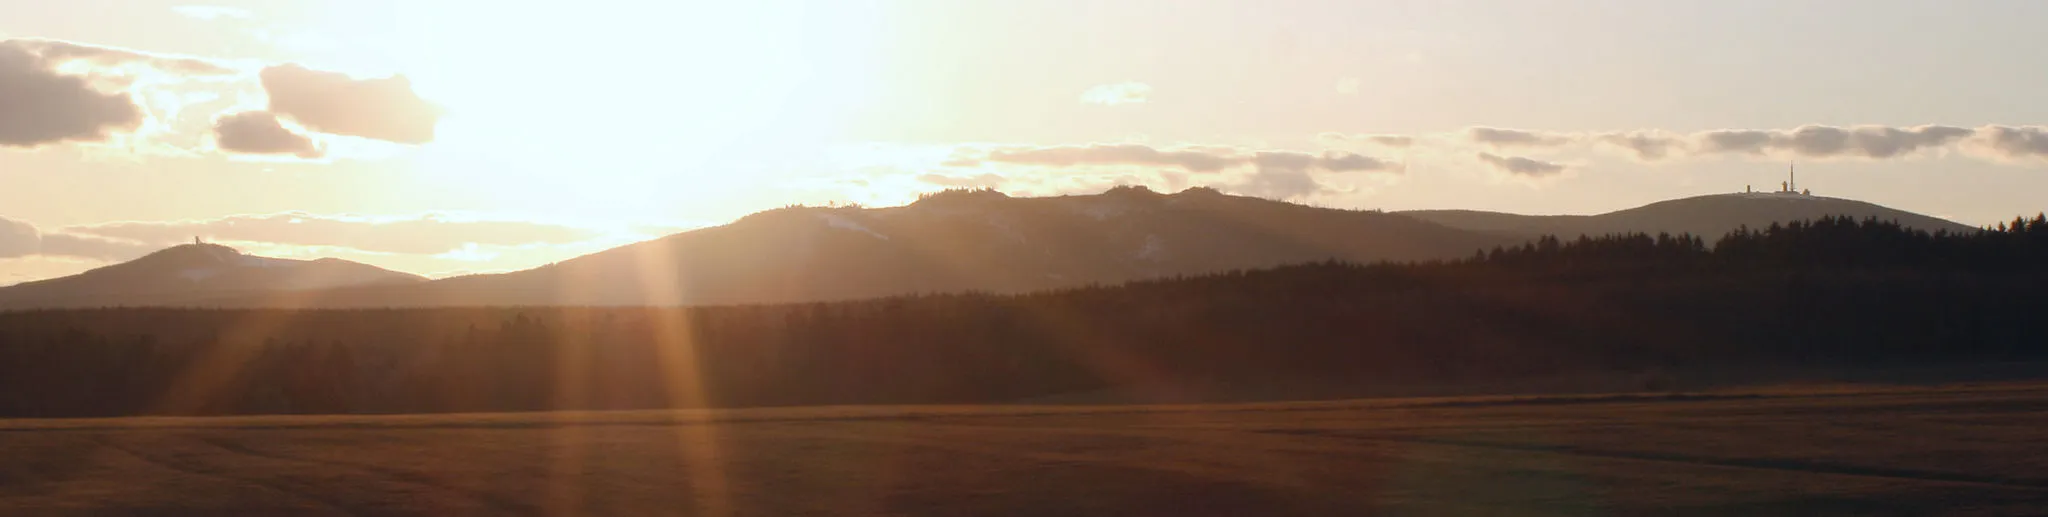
[4,0,2047,284]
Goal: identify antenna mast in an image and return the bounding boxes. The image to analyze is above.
[1789,161,1796,193]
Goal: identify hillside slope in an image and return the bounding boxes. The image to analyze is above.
[1403,192,1976,241]
[0,243,425,309]
[281,187,1519,307]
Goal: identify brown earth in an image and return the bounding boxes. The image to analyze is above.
[6,383,2048,516]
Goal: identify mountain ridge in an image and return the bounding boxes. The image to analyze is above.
[1401,192,1977,241]
[0,188,1982,310]
[0,243,425,309]
[282,186,1518,307]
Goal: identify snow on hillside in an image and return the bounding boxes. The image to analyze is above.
[819,213,889,240]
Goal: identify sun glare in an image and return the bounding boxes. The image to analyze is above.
[302,0,882,220]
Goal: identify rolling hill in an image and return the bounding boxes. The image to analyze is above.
[0,243,425,309]
[287,186,1519,307]
[0,188,1985,310]
[1401,192,1977,241]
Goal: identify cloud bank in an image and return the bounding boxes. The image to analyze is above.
[0,41,146,148]
[1431,124,2030,162]
[984,144,1245,173]
[67,212,603,255]
[0,216,156,261]
[1467,127,1571,148]
[1317,133,1414,148]
[917,172,1006,188]
[259,64,441,144]
[1476,152,1567,177]
[959,143,1401,200]
[214,111,323,158]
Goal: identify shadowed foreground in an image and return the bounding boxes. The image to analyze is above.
[7,384,2048,516]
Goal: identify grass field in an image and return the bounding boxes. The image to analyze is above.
[6,384,2048,516]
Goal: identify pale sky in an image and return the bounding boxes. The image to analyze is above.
[4,0,2046,283]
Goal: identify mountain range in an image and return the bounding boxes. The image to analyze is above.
[0,187,1981,309]
[0,243,423,309]
[1399,192,1976,241]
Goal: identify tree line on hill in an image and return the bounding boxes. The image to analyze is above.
[1,214,2046,417]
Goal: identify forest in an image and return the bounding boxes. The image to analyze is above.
[2,214,2046,417]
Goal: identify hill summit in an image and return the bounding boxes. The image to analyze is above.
[0,243,425,309]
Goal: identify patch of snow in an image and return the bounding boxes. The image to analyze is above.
[1724,192,1834,202]
[819,213,889,240]
[986,216,1027,243]
[1136,234,1167,261]
[237,255,301,268]
[1076,202,1129,221]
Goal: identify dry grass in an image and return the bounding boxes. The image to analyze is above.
[7,383,2048,516]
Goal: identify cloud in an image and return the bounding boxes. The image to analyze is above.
[1250,151,1317,171]
[1253,150,1396,173]
[1235,167,1324,200]
[0,215,154,261]
[1476,152,1567,177]
[260,64,440,144]
[1693,130,1774,155]
[1316,151,1398,172]
[0,38,244,153]
[935,143,1403,201]
[917,172,1005,188]
[1237,151,1398,200]
[1079,82,1151,106]
[979,144,1397,175]
[1467,127,1571,148]
[1595,131,1686,161]
[0,217,35,258]
[1973,126,2048,160]
[65,213,605,255]
[40,233,155,260]
[985,144,1243,173]
[1318,132,1414,148]
[1780,125,1973,159]
[0,42,145,148]
[214,111,323,158]
[5,38,236,76]
[172,5,254,20]
[1396,124,1994,162]
[1675,125,1976,160]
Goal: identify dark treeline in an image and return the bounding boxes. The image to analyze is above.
[3,215,2048,417]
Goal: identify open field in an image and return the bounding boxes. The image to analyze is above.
[7,384,2048,516]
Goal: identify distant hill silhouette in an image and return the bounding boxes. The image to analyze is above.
[1402,193,1976,241]
[0,189,1990,309]
[0,243,424,309]
[246,186,1522,307]
[5,215,2047,417]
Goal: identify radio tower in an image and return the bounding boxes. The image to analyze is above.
[1789,161,1796,193]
